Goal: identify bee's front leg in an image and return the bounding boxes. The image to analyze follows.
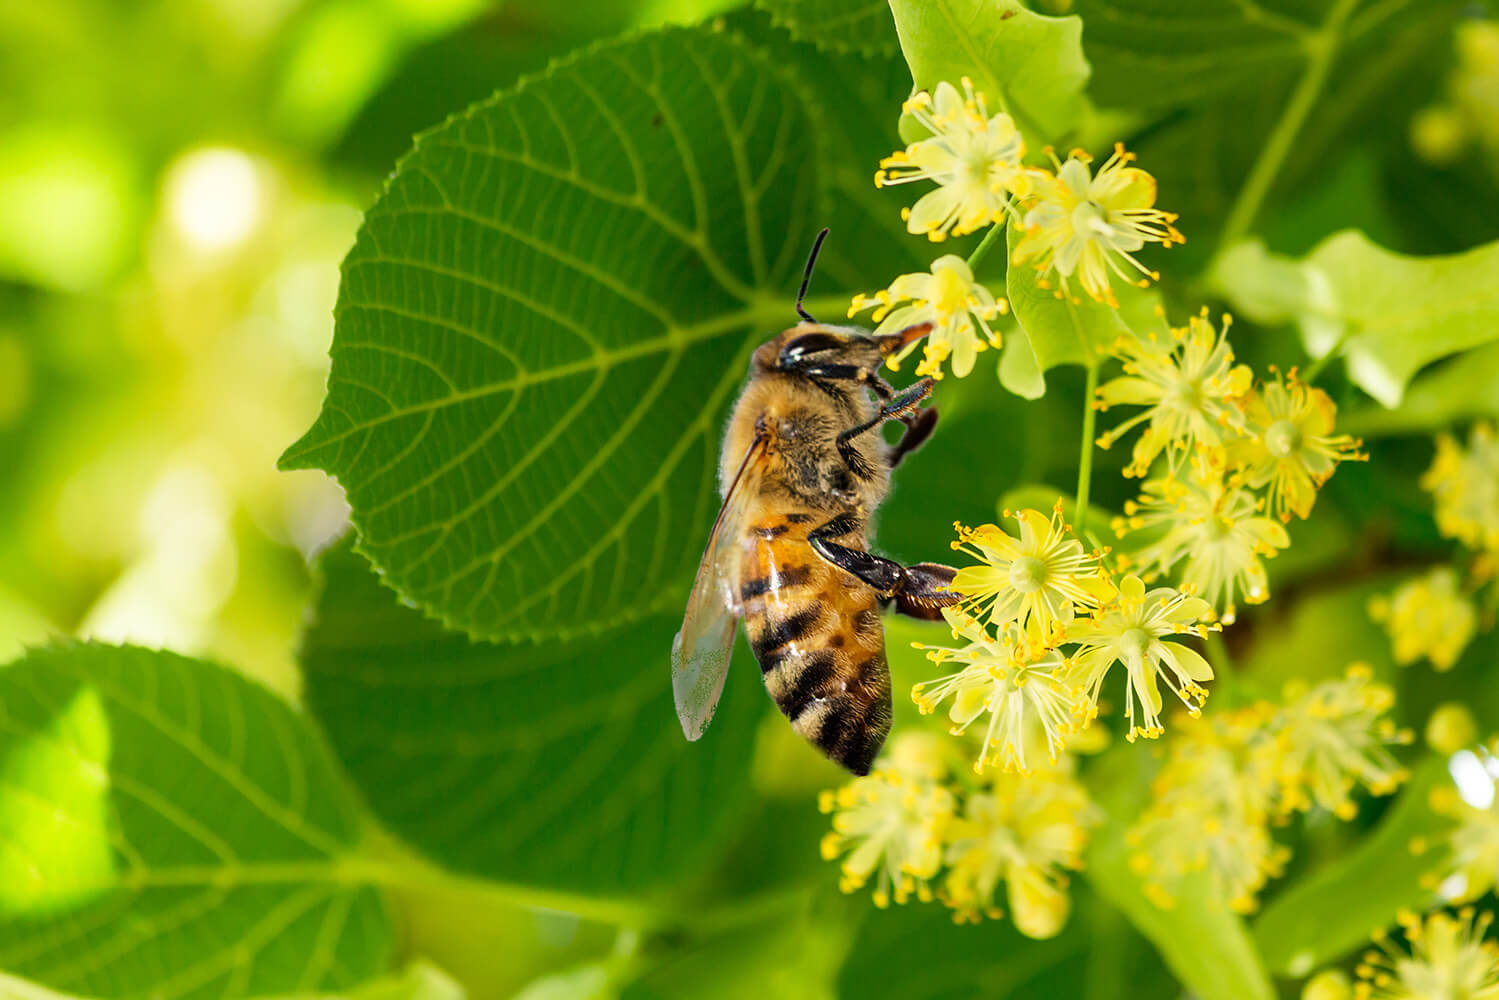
[835,377,934,479]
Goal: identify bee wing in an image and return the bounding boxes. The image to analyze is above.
[671,429,769,741]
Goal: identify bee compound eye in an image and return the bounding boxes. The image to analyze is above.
[779,332,844,367]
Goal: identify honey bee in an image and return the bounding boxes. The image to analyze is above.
[672,231,961,775]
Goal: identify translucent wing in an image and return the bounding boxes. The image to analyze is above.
[672,430,768,740]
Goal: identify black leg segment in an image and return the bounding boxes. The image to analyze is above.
[888,405,938,469]
[808,518,964,619]
[835,377,933,480]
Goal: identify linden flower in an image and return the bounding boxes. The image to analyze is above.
[875,77,1026,241]
[947,505,1115,647]
[1010,143,1184,306]
[1353,908,1499,1000]
[1369,568,1479,671]
[1128,725,1287,913]
[940,769,1096,935]
[848,255,1007,379]
[1096,311,1254,476]
[1423,423,1499,554]
[819,757,955,908]
[1068,575,1216,741]
[1267,667,1412,819]
[913,611,1082,774]
[1116,456,1291,623]
[1233,370,1365,521]
[1425,750,1499,902]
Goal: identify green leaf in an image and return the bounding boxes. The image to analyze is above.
[755,0,898,55]
[724,6,935,293]
[1212,232,1499,406]
[1080,0,1465,262]
[280,27,824,642]
[888,0,1090,147]
[1085,746,1275,1000]
[1252,757,1453,976]
[1341,342,1499,439]
[1004,222,1130,373]
[1077,0,1315,113]
[299,538,761,899]
[0,643,392,999]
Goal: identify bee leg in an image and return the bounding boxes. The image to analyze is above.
[835,377,934,479]
[890,562,961,621]
[809,519,963,620]
[887,405,938,469]
[808,514,906,593]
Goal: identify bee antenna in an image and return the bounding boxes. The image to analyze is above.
[795,227,830,324]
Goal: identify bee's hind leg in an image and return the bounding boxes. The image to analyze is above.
[891,563,960,620]
[808,515,962,621]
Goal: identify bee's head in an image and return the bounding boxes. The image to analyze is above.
[751,322,932,377]
[754,225,930,376]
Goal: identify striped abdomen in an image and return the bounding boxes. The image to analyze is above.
[738,510,892,775]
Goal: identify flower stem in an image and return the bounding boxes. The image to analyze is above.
[1075,362,1099,535]
[1216,0,1360,253]
[1301,325,1353,384]
[966,222,1006,272]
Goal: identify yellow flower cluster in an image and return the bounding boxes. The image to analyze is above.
[1371,422,1499,673]
[1129,666,1410,911]
[1422,741,1499,904]
[856,78,1182,378]
[1100,320,1364,621]
[910,504,1218,765]
[1410,21,1499,168]
[818,731,1097,937]
[1353,909,1499,1000]
[1423,422,1499,555]
[1369,567,1478,671]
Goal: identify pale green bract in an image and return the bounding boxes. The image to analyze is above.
[1213,234,1499,406]
[888,0,1089,149]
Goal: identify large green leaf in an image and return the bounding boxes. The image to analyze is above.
[280,27,824,642]
[724,7,934,294]
[756,0,898,55]
[1253,757,1453,975]
[1084,746,1275,1000]
[0,643,391,999]
[1212,233,1499,406]
[888,0,1090,147]
[299,538,761,898]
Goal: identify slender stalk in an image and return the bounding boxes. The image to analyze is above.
[1075,362,1100,535]
[1301,325,1354,383]
[1216,0,1360,253]
[966,222,1006,272]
